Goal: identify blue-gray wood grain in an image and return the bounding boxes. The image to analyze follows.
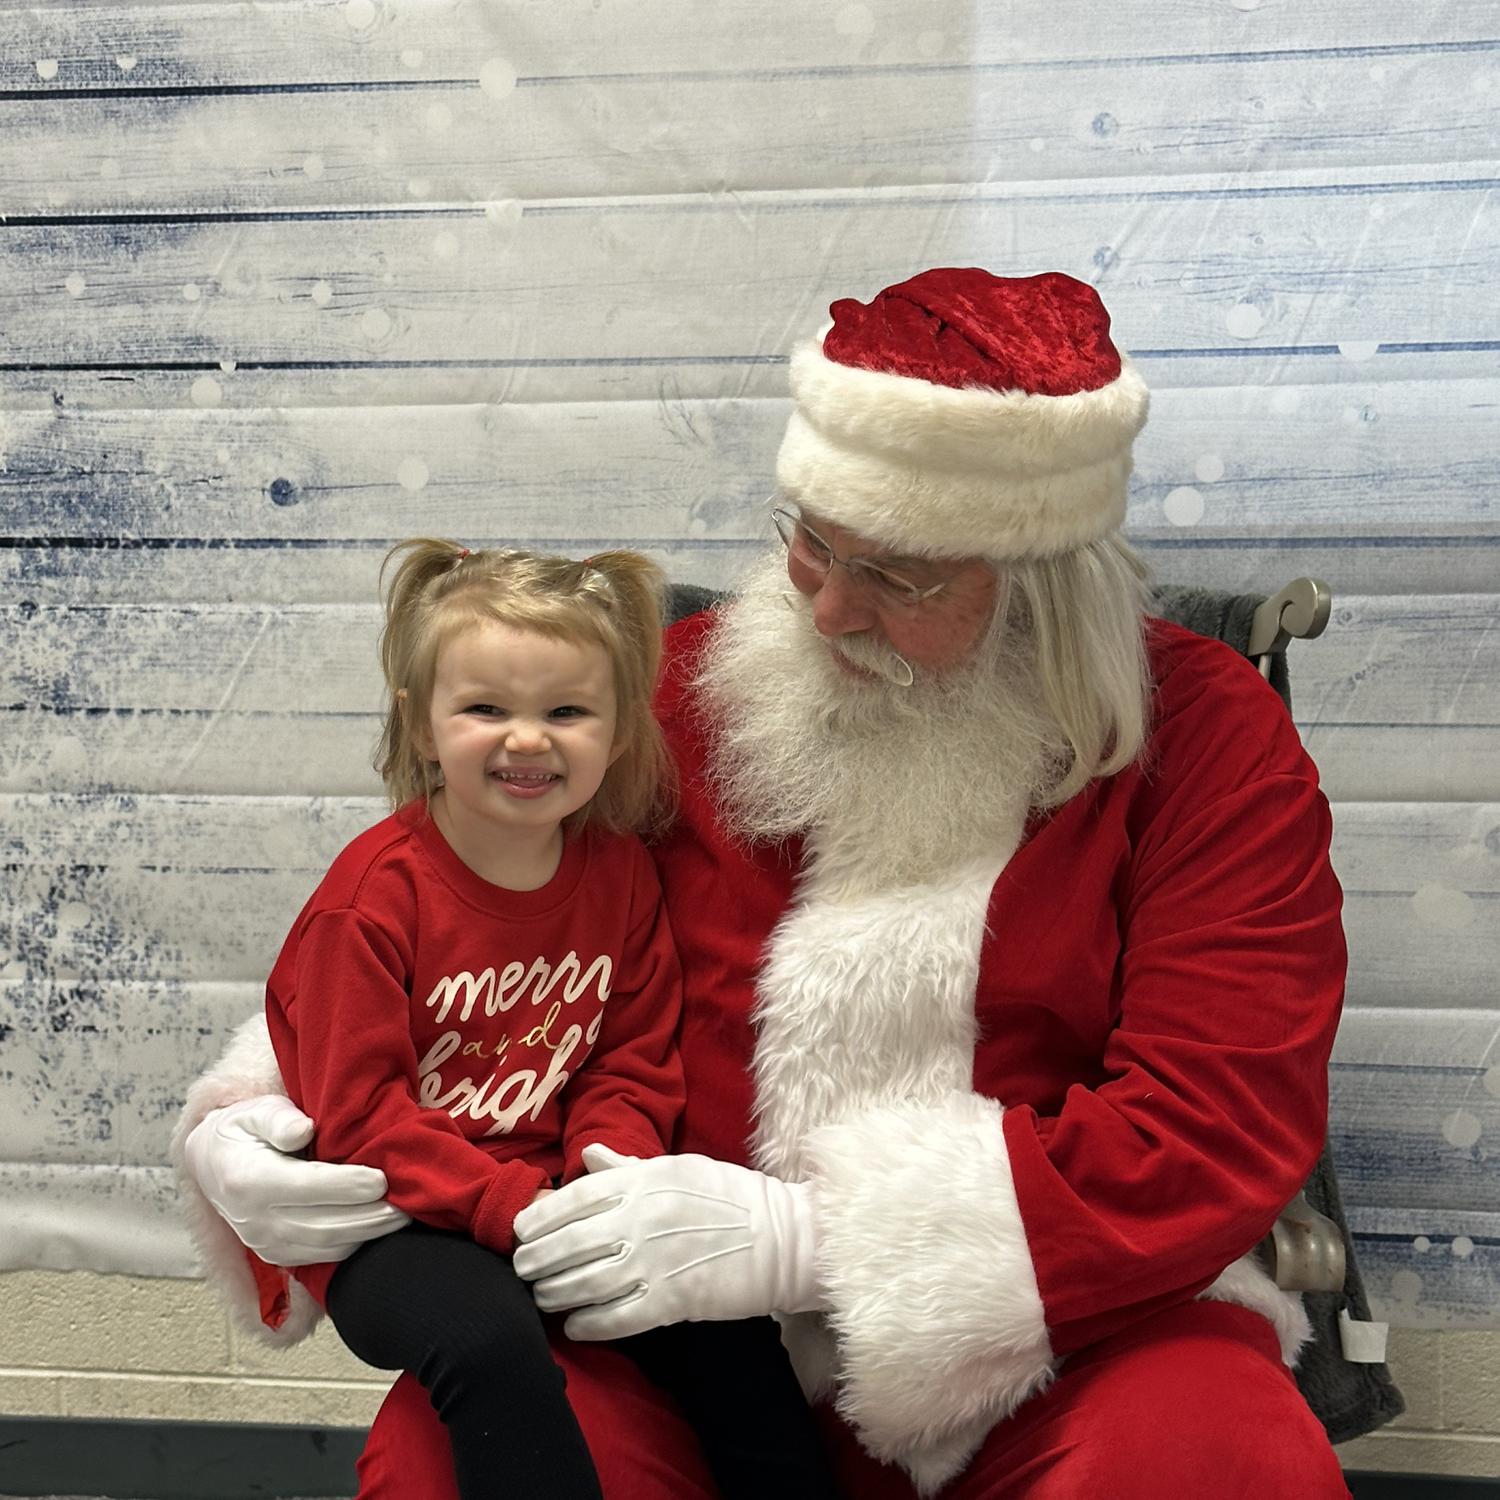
[1,0,1496,1325]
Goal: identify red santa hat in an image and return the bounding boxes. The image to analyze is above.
[775,267,1150,559]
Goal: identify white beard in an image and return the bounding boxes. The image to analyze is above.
[696,552,1066,898]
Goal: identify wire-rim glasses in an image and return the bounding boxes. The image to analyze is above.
[771,506,952,609]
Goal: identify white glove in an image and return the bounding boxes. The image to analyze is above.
[512,1144,822,1341]
[183,1095,409,1266]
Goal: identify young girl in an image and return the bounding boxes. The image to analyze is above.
[264,540,834,1500]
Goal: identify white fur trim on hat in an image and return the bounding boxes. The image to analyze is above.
[775,335,1150,559]
[168,1014,322,1347]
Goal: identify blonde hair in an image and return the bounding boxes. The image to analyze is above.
[375,539,675,837]
[1002,533,1154,807]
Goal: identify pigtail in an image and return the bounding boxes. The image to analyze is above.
[374,538,470,810]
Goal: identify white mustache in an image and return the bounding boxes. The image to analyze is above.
[779,593,916,687]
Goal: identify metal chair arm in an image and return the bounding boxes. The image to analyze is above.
[1258,1190,1347,1293]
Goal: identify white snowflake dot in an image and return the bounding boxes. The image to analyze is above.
[310,280,334,308]
[426,104,453,133]
[116,54,138,72]
[1369,64,1386,82]
[182,283,201,302]
[1441,1109,1482,1150]
[1483,1066,1500,1099]
[1029,137,1046,153]
[219,359,237,373]
[1163,487,1206,526]
[397,457,430,492]
[1413,1236,1432,1253]
[1270,388,1301,415]
[190,375,223,408]
[1412,882,1475,931]
[1452,1235,1476,1259]
[302,154,325,181]
[99,158,121,180]
[401,48,424,67]
[1225,302,1265,339]
[484,199,523,230]
[1194,454,1226,483]
[432,231,460,261]
[36,59,59,81]
[1339,340,1379,362]
[407,178,431,199]
[64,273,86,298]
[346,0,377,28]
[1230,0,1262,10]
[361,307,394,341]
[56,901,93,932]
[479,57,518,99]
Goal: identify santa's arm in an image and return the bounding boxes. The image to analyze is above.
[169,1016,404,1345]
[799,705,1342,1489]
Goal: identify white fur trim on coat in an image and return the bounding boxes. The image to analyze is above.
[750,848,1045,1492]
[804,1093,1054,1496]
[750,850,1012,1182]
[1202,1253,1312,1367]
[167,1014,322,1347]
[775,336,1150,560]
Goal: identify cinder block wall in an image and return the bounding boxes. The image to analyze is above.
[5,1270,1500,1480]
[2,1270,387,1430]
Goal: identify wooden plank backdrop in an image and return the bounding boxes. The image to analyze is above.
[1,0,1497,1326]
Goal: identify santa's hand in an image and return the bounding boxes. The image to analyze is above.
[512,1145,822,1340]
[183,1096,409,1266]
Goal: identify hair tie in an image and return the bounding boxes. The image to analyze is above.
[455,547,470,560]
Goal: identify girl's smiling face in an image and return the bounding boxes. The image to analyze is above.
[416,621,620,877]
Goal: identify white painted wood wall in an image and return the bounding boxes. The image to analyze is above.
[2,0,1497,1338]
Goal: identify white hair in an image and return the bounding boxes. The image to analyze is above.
[1003,532,1154,807]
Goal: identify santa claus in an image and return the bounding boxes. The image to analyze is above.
[176,268,1351,1497]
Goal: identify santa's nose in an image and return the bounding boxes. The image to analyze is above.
[808,560,879,639]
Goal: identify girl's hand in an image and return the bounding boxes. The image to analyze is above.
[528,1184,555,1207]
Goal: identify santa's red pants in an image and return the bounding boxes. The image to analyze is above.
[354,1300,1351,1498]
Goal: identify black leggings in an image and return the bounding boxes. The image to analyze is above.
[619,1320,839,1498]
[328,1223,838,1500]
[328,1223,601,1500]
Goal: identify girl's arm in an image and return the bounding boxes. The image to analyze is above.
[269,908,550,1254]
[557,850,686,1177]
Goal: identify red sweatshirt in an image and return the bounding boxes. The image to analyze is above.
[265,801,685,1305]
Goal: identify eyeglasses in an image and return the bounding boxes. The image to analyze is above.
[771,506,955,609]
